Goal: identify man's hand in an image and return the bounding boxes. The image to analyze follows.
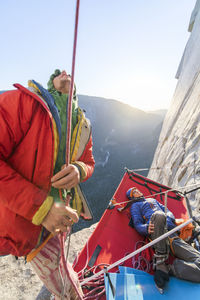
[148,221,155,234]
[51,164,80,189]
[42,202,79,234]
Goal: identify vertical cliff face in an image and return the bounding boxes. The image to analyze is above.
[148,0,200,213]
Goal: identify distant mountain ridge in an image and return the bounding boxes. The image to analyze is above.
[76,94,166,229]
[147,109,167,118]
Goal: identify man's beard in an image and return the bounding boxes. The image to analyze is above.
[60,79,71,93]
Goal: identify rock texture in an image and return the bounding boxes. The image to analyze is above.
[148,0,200,214]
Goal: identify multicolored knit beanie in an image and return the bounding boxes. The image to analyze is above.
[126,187,136,200]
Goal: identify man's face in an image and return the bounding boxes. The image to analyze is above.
[131,188,143,198]
[53,71,71,94]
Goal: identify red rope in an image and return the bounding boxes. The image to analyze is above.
[78,264,108,299]
[59,234,83,299]
[59,1,82,299]
[65,0,80,165]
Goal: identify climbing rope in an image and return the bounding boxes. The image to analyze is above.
[74,179,200,296]
[80,265,106,299]
[131,240,153,272]
[80,218,194,286]
[73,237,107,298]
[54,0,200,293]
[65,0,80,165]
[58,0,83,299]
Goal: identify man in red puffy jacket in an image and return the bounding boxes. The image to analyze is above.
[0,69,95,299]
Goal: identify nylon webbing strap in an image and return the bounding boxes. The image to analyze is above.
[126,168,182,202]
[88,245,102,267]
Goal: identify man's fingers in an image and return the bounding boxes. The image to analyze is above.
[51,166,70,183]
[53,181,76,190]
[54,228,61,235]
[59,224,70,233]
[41,202,79,234]
[54,215,74,233]
[54,203,79,222]
[60,215,74,226]
[51,164,80,189]
[54,226,68,234]
[53,202,78,218]
[64,206,79,223]
[53,217,74,234]
[51,176,75,189]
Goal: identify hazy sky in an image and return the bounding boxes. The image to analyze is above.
[1,0,196,110]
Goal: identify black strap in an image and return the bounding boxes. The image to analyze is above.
[126,168,182,201]
[88,245,102,267]
[104,268,115,297]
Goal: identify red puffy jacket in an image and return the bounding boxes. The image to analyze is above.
[0,84,94,256]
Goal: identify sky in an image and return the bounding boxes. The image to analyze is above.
[0,0,197,111]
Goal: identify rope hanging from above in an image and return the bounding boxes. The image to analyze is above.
[66,0,80,165]
[58,1,82,299]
